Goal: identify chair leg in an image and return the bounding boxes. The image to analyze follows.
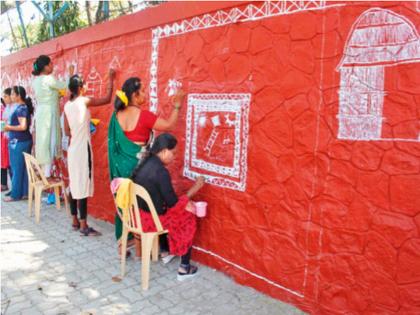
[28,185,34,217]
[62,186,70,217]
[152,235,159,262]
[120,228,129,277]
[34,187,42,224]
[141,234,154,290]
[135,237,141,258]
[54,186,61,210]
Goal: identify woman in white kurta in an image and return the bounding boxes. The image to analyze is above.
[64,70,115,236]
[32,55,74,177]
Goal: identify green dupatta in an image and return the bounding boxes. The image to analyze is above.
[108,112,141,241]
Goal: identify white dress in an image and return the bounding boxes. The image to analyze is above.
[64,96,94,199]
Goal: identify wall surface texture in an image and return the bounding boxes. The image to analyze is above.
[2,1,420,314]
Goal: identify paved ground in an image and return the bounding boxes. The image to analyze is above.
[1,195,306,315]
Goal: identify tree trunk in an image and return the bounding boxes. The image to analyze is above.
[6,11,19,51]
[85,1,92,26]
[95,1,104,23]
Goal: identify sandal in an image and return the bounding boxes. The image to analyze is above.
[161,253,176,265]
[80,227,101,237]
[177,264,198,281]
[72,222,80,231]
[3,196,20,202]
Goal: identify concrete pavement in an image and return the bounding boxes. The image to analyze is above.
[1,196,306,315]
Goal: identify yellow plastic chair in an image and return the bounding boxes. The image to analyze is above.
[23,153,69,223]
[119,182,168,290]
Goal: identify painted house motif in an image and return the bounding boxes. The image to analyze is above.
[337,8,420,141]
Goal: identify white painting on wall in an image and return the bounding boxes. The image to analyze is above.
[109,56,121,70]
[85,67,102,98]
[1,73,12,90]
[337,8,420,142]
[184,94,250,192]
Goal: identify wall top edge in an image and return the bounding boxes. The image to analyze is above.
[1,1,248,67]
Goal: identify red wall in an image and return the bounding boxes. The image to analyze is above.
[2,2,419,314]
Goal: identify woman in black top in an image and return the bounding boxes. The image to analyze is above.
[131,133,204,280]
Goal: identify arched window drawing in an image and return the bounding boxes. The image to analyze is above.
[337,8,420,141]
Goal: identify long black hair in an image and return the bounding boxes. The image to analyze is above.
[3,88,12,96]
[32,55,51,76]
[2,88,11,106]
[12,86,34,116]
[114,77,141,111]
[68,75,84,101]
[131,133,178,179]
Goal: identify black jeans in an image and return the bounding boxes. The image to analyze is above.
[69,194,88,220]
[1,168,8,187]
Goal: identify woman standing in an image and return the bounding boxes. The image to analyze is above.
[64,70,115,236]
[108,76,185,254]
[3,86,33,202]
[1,88,15,192]
[32,55,74,177]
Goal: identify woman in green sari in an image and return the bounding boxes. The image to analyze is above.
[108,77,185,255]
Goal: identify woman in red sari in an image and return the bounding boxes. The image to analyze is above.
[131,133,205,280]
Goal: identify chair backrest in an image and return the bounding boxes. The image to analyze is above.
[120,182,165,234]
[23,153,49,186]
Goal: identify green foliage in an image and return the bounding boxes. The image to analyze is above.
[36,1,87,42]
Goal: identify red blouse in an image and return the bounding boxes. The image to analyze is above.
[124,110,158,143]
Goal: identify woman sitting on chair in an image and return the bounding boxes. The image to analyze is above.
[131,133,205,280]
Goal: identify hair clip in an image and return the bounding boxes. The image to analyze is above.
[116,90,128,106]
[33,63,38,71]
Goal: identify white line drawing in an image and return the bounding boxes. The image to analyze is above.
[223,137,231,145]
[109,56,121,70]
[204,115,221,156]
[184,94,250,191]
[193,246,304,298]
[204,130,219,156]
[16,72,25,87]
[85,67,102,98]
[198,115,207,127]
[337,8,420,142]
[1,73,12,91]
[149,1,342,112]
[224,113,235,127]
[166,79,182,97]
